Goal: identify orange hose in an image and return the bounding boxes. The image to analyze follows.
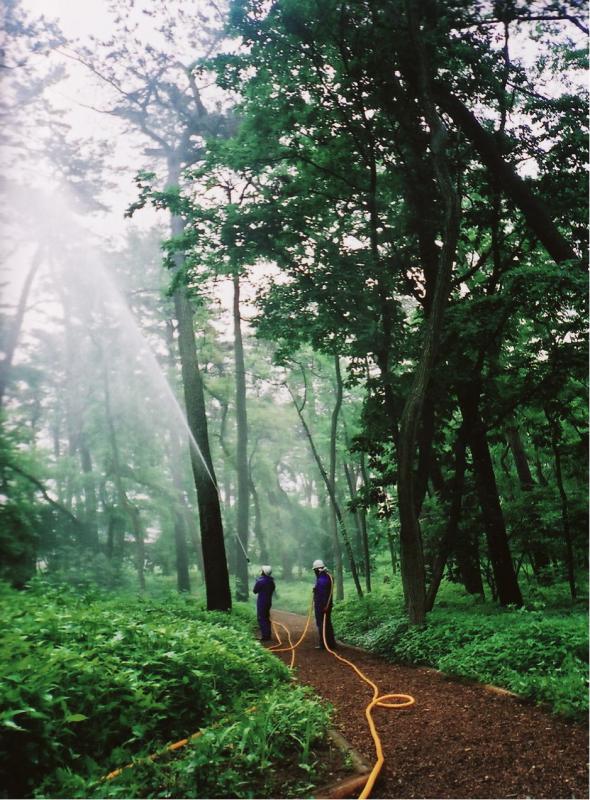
[319,573,415,798]
[273,573,414,799]
[105,578,414,800]
[103,705,257,782]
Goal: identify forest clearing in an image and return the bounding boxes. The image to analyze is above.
[1,0,588,798]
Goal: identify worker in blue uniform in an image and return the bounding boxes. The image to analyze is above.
[312,559,337,650]
[253,565,275,641]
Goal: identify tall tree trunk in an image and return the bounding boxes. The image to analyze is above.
[79,435,99,552]
[397,2,460,624]
[359,453,372,593]
[425,425,468,611]
[168,167,231,610]
[506,422,551,579]
[341,413,372,592]
[249,469,269,564]
[0,247,43,407]
[459,387,522,606]
[505,424,534,489]
[102,362,145,590]
[546,414,576,600]
[330,356,344,600]
[287,377,363,598]
[343,460,364,572]
[173,510,191,592]
[172,282,231,609]
[163,318,196,591]
[455,526,485,597]
[233,273,249,600]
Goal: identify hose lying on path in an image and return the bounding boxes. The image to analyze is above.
[103,580,414,799]
[268,577,415,799]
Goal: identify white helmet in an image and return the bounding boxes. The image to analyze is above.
[261,565,272,576]
[312,559,326,570]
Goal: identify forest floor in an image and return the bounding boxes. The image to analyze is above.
[266,609,588,800]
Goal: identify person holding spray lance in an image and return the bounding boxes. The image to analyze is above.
[253,565,275,642]
[312,559,337,650]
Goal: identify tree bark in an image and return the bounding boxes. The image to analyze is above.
[287,376,363,598]
[0,247,43,407]
[102,361,145,590]
[233,273,250,600]
[173,510,191,592]
[168,170,231,610]
[397,1,461,624]
[79,435,99,552]
[425,425,468,611]
[249,469,269,564]
[546,414,576,600]
[459,387,522,606]
[172,282,231,609]
[343,460,364,570]
[330,356,345,600]
[506,422,551,579]
[359,452,372,592]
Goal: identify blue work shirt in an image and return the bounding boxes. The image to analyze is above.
[313,571,333,616]
[253,574,275,610]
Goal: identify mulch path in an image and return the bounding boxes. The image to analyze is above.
[266,609,588,800]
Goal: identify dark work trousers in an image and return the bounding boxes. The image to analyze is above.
[257,603,272,640]
[253,574,275,640]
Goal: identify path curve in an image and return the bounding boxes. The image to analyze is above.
[267,609,588,799]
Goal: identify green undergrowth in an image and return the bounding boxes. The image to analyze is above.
[333,581,588,720]
[0,581,332,798]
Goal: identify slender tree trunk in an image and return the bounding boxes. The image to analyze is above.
[106,512,116,562]
[102,362,145,590]
[232,273,250,600]
[455,527,485,597]
[506,425,534,489]
[168,178,231,609]
[414,394,436,516]
[506,422,551,579]
[330,356,344,600]
[359,453,372,592]
[79,435,99,552]
[342,413,372,592]
[534,446,549,487]
[287,378,363,598]
[249,470,269,564]
[184,506,204,578]
[0,247,43,407]
[547,414,576,600]
[173,511,191,592]
[425,426,468,611]
[164,318,195,592]
[386,518,398,576]
[173,283,231,609]
[459,388,522,606]
[343,460,364,572]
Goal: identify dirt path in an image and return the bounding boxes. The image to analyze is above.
[267,609,588,799]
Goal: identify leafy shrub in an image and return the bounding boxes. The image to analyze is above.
[1,582,328,798]
[333,582,588,720]
[51,685,331,799]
